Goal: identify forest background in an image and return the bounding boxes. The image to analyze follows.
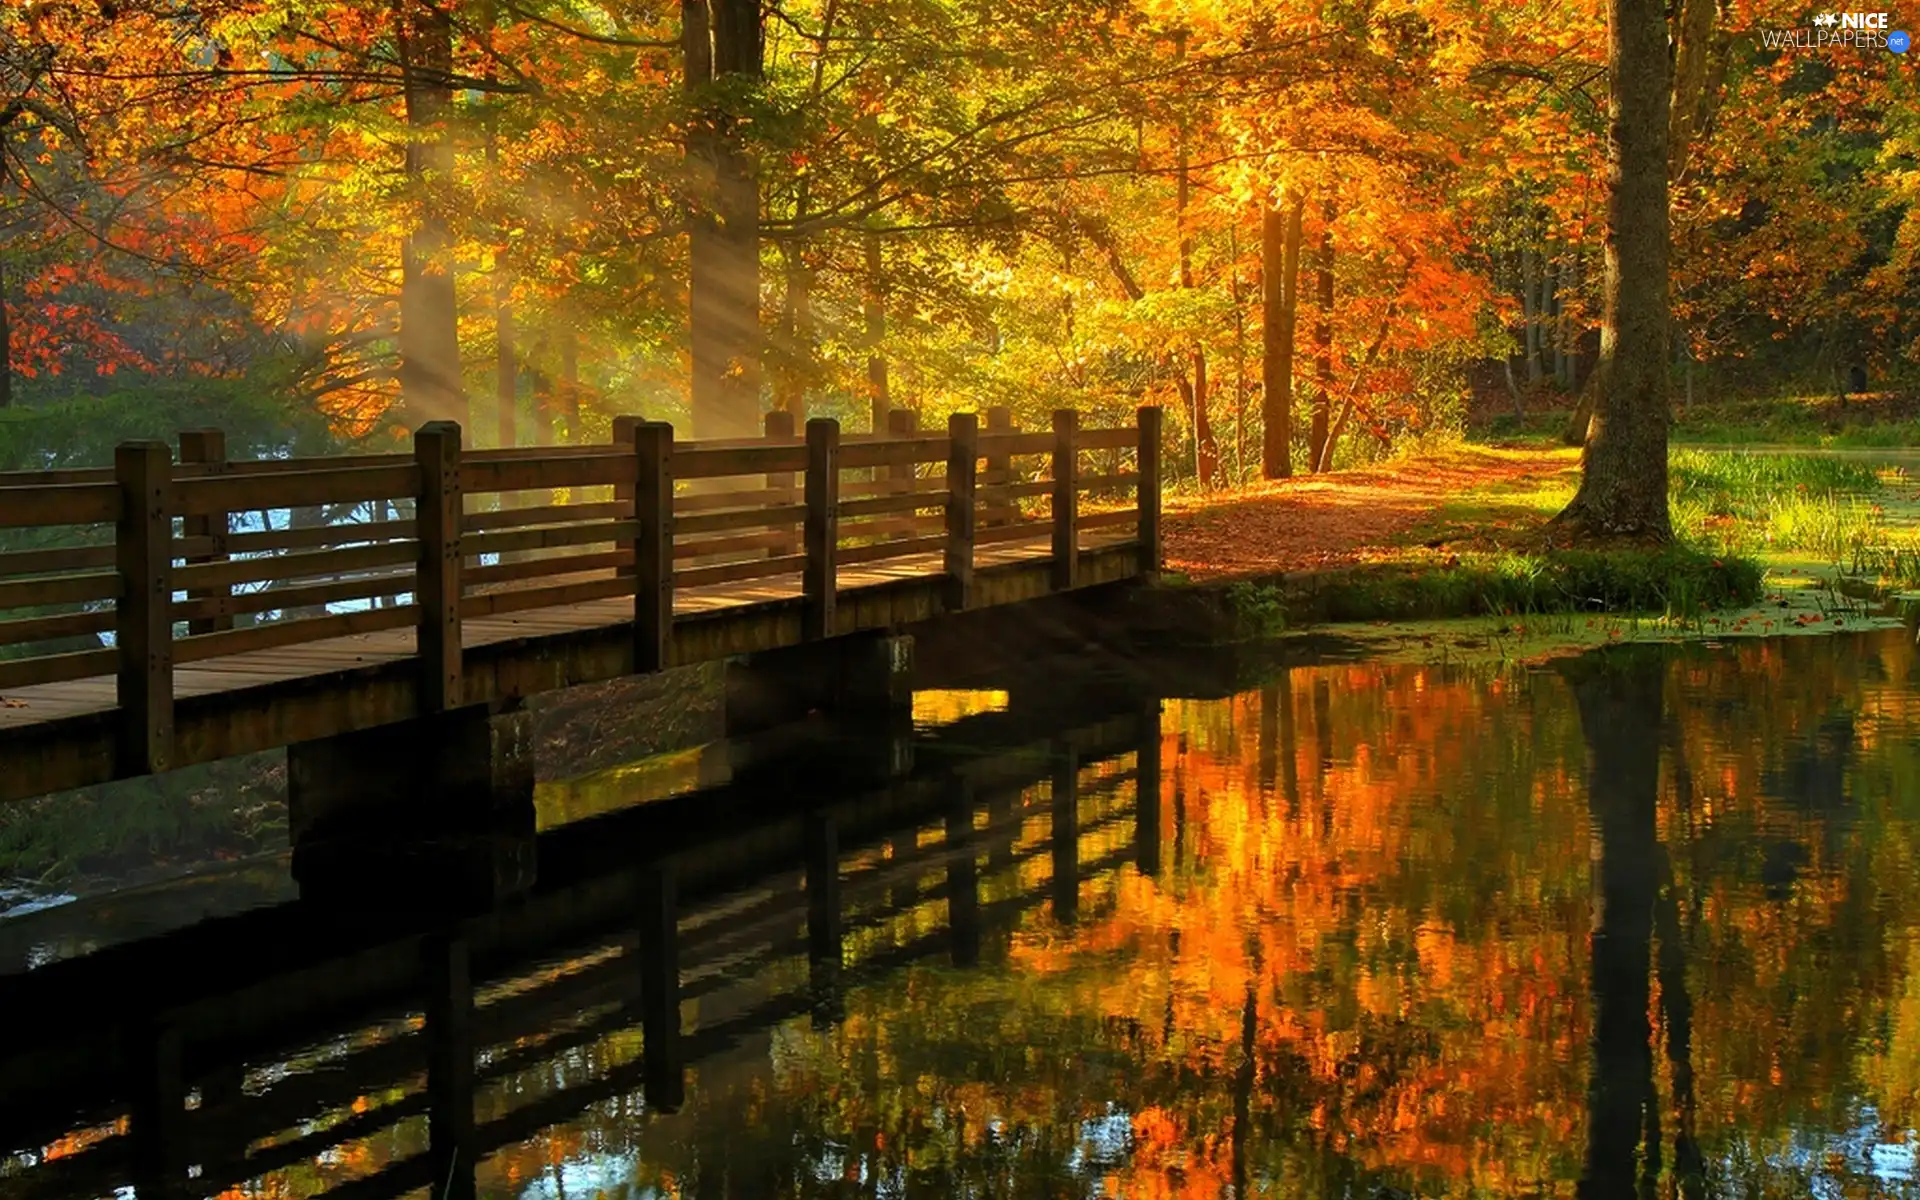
[0,0,1916,487]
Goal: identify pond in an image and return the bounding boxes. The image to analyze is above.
[5,628,1920,1198]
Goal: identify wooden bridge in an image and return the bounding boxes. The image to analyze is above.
[0,406,1163,805]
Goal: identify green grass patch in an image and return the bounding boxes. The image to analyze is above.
[1307,546,1764,623]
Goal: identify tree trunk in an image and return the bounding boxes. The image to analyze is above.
[559,321,580,441]
[0,259,10,410]
[864,230,888,431]
[684,0,762,440]
[1522,248,1543,385]
[1566,251,1584,388]
[1551,255,1565,388]
[494,278,515,446]
[1260,192,1304,480]
[1174,112,1215,490]
[531,360,553,446]
[1309,198,1334,472]
[773,240,812,418]
[1554,0,1674,540]
[1230,228,1248,485]
[396,0,464,432]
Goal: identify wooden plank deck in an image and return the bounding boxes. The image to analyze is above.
[0,536,1092,732]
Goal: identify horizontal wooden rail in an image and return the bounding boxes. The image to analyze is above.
[976,431,1056,457]
[175,465,420,517]
[0,408,1160,782]
[0,483,121,529]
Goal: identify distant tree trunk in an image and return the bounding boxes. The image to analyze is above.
[1260,191,1304,480]
[1309,198,1334,472]
[1668,0,1729,187]
[773,240,812,417]
[864,230,889,431]
[1175,112,1216,489]
[0,260,10,409]
[482,0,510,448]
[684,0,762,440]
[1565,251,1584,387]
[1231,236,1249,486]
[559,321,581,441]
[494,278,516,446]
[771,0,834,422]
[396,0,465,431]
[1554,0,1674,540]
[1553,254,1571,388]
[1522,248,1543,385]
[531,361,553,446]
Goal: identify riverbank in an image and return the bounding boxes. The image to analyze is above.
[1155,437,1920,656]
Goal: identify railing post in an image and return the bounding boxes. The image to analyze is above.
[803,418,840,640]
[114,441,173,775]
[177,429,231,636]
[886,407,917,497]
[764,409,798,557]
[413,422,463,714]
[945,412,978,612]
[633,421,674,673]
[612,415,642,578]
[984,406,1013,526]
[1050,409,1079,591]
[1137,405,1163,580]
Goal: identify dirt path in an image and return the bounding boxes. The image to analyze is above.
[1162,445,1576,581]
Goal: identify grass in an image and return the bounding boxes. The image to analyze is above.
[1305,546,1763,624]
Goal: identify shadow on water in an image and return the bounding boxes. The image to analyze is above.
[5,632,1920,1197]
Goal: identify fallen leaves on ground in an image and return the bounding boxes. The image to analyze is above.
[1163,446,1578,581]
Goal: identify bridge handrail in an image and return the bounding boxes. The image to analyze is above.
[0,406,1164,778]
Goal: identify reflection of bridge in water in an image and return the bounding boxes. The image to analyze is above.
[0,681,1166,1200]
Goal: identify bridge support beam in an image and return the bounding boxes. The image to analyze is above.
[723,631,915,737]
[287,703,537,909]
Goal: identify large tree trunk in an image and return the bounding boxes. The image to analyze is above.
[1309,197,1333,472]
[684,0,762,440]
[1556,0,1674,538]
[1260,191,1304,480]
[396,0,465,432]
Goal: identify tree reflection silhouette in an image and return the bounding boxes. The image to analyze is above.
[1567,650,1703,1200]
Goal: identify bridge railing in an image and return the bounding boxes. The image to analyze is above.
[0,406,1162,771]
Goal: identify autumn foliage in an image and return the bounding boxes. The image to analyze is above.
[2,0,1914,462]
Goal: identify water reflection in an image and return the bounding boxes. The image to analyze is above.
[5,633,1920,1197]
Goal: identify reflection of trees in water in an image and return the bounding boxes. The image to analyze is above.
[309,634,1920,1200]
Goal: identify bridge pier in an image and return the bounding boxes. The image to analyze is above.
[723,631,915,737]
[287,703,537,909]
